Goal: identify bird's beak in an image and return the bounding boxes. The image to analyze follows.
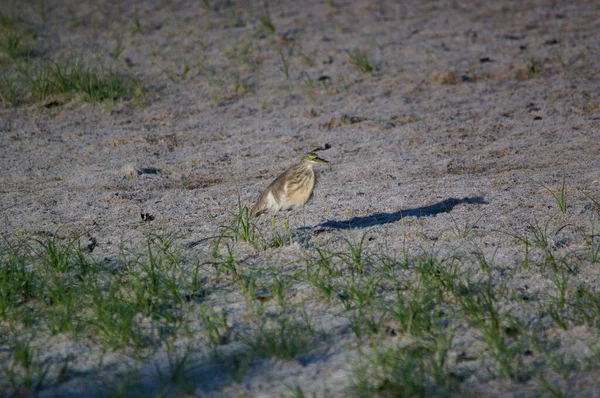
[314,156,329,164]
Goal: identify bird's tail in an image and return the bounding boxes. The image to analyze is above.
[249,203,261,217]
[250,194,267,217]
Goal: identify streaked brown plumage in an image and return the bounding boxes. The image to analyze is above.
[251,153,329,217]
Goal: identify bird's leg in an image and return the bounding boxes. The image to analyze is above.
[304,205,308,231]
[270,215,277,237]
[284,215,292,245]
[300,206,309,246]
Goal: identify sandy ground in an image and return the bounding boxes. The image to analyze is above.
[1,0,600,396]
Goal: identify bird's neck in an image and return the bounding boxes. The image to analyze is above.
[300,160,314,169]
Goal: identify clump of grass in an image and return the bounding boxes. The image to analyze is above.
[220,199,264,248]
[112,36,126,60]
[249,318,306,360]
[247,310,311,360]
[242,269,315,360]
[530,176,569,214]
[0,11,34,60]
[0,32,32,59]
[1,59,149,107]
[339,233,370,274]
[270,217,293,247]
[34,0,49,23]
[155,345,196,395]
[353,333,457,397]
[163,59,192,84]
[526,57,540,78]
[517,57,541,80]
[0,241,36,319]
[346,49,374,73]
[25,59,148,103]
[385,285,438,337]
[90,284,146,349]
[230,71,255,93]
[217,200,297,251]
[132,13,144,34]
[259,4,276,34]
[199,304,230,353]
[279,48,289,80]
[573,287,600,328]
[0,10,17,30]
[549,176,567,213]
[303,248,339,301]
[588,219,600,264]
[1,335,51,393]
[0,74,18,105]
[457,284,526,380]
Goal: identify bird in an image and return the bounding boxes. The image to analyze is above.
[250,152,329,217]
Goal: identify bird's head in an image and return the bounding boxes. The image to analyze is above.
[304,152,329,164]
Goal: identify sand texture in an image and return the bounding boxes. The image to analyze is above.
[1,0,600,396]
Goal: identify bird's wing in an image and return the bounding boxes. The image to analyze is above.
[284,167,313,202]
[250,168,290,216]
[270,169,291,201]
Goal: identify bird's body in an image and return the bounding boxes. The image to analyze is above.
[251,153,328,217]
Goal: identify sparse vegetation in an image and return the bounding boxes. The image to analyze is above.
[550,176,568,213]
[1,0,599,396]
[0,11,33,60]
[0,9,148,107]
[1,32,32,59]
[346,49,374,73]
[1,176,600,395]
[0,74,17,105]
[526,57,541,78]
[259,3,276,34]
[279,48,289,80]
[25,60,147,103]
[0,57,148,106]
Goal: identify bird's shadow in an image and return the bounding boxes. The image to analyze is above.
[312,196,487,231]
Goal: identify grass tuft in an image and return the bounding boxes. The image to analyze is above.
[25,59,147,103]
[220,199,264,248]
[0,74,18,105]
[248,312,310,360]
[259,4,276,34]
[1,32,32,59]
[0,11,34,60]
[346,49,374,73]
[353,334,457,397]
[1,335,51,392]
